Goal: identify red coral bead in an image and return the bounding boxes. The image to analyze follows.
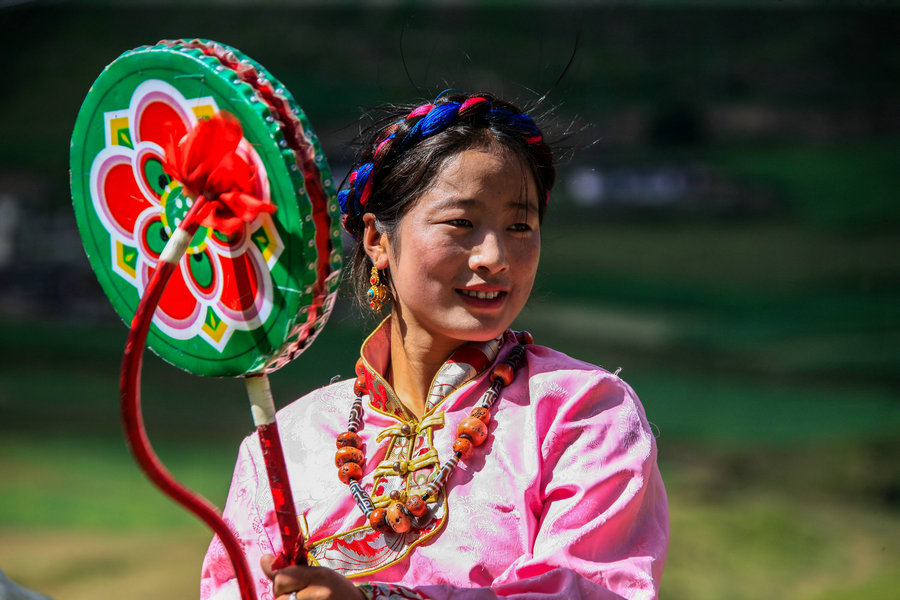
[452,437,474,459]
[386,502,412,533]
[354,378,366,396]
[338,462,362,484]
[470,406,491,425]
[457,416,488,446]
[368,508,391,533]
[491,363,514,386]
[336,431,362,449]
[335,446,364,467]
[405,494,428,517]
[516,331,534,345]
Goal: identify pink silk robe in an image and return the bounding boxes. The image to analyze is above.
[201,329,669,599]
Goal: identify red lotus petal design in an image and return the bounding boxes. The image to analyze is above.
[102,161,152,235]
[217,251,261,317]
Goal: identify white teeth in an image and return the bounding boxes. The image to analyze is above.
[461,289,501,300]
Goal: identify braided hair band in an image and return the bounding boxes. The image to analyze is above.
[338,93,551,238]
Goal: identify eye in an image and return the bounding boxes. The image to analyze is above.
[445,218,472,228]
[508,222,533,233]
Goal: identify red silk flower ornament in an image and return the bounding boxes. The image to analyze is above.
[163,112,276,236]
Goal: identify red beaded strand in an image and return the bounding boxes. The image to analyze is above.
[336,333,531,533]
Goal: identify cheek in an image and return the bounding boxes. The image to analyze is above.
[412,239,460,275]
[513,240,541,278]
[393,239,457,290]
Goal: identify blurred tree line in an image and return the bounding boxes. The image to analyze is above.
[1,2,897,211]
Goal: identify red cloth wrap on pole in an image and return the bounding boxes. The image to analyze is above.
[257,421,307,568]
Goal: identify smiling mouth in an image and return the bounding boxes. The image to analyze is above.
[458,289,506,300]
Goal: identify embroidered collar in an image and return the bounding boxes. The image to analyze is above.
[354,317,504,419]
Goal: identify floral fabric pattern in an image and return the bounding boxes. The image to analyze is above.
[358,582,430,599]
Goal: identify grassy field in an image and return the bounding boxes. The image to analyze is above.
[2,221,898,598]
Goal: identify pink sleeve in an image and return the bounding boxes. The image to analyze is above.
[371,371,669,600]
[200,437,276,600]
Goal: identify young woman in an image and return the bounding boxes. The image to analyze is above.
[201,92,669,600]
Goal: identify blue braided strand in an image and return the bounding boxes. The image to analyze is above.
[404,101,461,149]
[339,95,548,232]
[354,162,374,198]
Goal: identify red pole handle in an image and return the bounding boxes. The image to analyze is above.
[245,374,307,569]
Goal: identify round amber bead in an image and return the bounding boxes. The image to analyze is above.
[335,446,364,467]
[491,363,514,386]
[405,494,428,517]
[338,462,362,484]
[336,431,362,449]
[368,508,391,533]
[386,502,412,533]
[453,437,474,459]
[516,331,534,345]
[457,416,488,446]
[470,406,491,425]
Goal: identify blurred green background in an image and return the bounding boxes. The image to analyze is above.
[0,1,897,598]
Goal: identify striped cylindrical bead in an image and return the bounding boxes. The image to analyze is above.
[348,480,374,516]
[424,453,460,499]
[479,385,499,409]
[348,393,364,432]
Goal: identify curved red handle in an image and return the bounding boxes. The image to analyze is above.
[119,205,258,600]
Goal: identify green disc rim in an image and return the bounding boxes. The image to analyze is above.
[70,41,341,377]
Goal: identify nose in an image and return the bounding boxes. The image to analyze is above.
[469,230,509,274]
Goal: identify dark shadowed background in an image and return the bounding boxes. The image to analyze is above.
[1,1,898,598]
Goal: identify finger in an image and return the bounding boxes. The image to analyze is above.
[272,565,314,597]
[260,554,277,580]
[273,566,364,600]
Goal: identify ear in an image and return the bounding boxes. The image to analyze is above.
[362,213,391,270]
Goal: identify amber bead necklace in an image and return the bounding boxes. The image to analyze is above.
[335,331,532,534]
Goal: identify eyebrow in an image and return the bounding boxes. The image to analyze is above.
[510,198,540,215]
[434,197,540,214]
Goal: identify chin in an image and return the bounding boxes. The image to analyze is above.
[449,319,513,343]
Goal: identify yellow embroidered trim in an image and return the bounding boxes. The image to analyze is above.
[357,317,413,421]
[375,412,445,443]
[372,448,439,480]
[304,491,450,579]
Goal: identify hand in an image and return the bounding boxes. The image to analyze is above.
[260,554,365,600]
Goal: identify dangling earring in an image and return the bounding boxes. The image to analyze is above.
[368,266,389,312]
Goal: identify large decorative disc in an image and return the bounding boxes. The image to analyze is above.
[70,40,342,377]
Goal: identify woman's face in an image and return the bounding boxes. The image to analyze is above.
[371,147,541,353]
